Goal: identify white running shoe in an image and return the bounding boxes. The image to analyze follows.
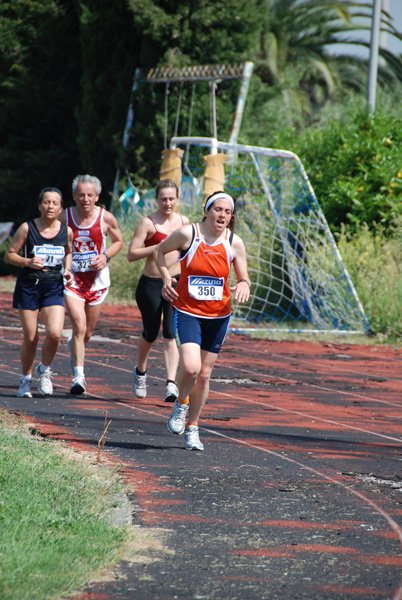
[164,382,179,403]
[133,366,147,398]
[70,375,86,395]
[67,337,74,375]
[184,425,204,451]
[37,365,53,396]
[167,399,188,435]
[17,377,32,398]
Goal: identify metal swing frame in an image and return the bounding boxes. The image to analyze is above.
[113,62,254,197]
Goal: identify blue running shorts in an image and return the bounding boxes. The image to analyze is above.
[174,309,231,354]
[13,274,64,310]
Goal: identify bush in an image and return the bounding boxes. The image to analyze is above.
[274,100,402,235]
[337,222,402,339]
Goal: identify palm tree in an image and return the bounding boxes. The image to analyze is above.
[255,0,402,121]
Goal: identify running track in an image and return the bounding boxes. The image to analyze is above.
[1,290,402,600]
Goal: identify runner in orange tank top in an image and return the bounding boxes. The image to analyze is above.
[155,191,250,451]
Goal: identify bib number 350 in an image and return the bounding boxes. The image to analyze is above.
[188,276,224,301]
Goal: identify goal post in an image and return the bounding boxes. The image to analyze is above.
[112,60,368,334]
[170,136,369,334]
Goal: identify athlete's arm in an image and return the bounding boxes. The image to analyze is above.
[230,234,250,303]
[64,226,74,285]
[4,222,44,270]
[154,224,193,301]
[104,211,124,257]
[91,211,124,271]
[127,217,158,262]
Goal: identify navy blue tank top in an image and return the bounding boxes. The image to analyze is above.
[21,220,68,280]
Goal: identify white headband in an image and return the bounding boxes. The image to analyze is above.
[204,192,235,214]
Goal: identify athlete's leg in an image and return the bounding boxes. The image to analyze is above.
[137,335,153,373]
[162,292,179,382]
[135,275,163,373]
[176,342,202,401]
[40,305,65,366]
[84,302,103,343]
[187,349,218,424]
[64,294,86,367]
[163,338,179,382]
[18,309,40,375]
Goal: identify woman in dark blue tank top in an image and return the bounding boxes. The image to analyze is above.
[5,188,73,398]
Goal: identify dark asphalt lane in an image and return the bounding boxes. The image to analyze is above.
[1,293,402,600]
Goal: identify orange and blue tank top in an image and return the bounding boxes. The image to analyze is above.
[173,223,233,319]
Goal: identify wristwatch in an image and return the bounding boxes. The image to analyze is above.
[104,252,111,263]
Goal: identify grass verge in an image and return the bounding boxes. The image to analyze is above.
[0,410,145,600]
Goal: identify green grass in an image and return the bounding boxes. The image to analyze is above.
[107,224,142,304]
[337,222,402,342]
[0,411,134,600]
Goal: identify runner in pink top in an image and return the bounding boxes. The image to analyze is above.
[127,179,189,402]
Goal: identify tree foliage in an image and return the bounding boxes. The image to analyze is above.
[0,0,402,233]
[273,90,402,234]
[121,0,265,188]
[0,0,138,223]
[0,0,81,222]
[74,0,140,200]
[253,0,402,123]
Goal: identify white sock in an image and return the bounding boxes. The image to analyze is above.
[74,366,84,377]
[21,374,32,381]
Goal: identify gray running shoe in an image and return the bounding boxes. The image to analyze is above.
[184,425,204,451]
[37,365,53,396]
[133,366,147,398]
[17,377,32,398]
[167,399,188,435]
[67,337,74,375]
[70,374,86,395]
[164,382,179,403]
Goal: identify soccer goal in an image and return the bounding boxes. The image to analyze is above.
[168,136,368,334]
[112,62,368,334]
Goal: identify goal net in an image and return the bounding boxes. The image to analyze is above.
[116,136,369,334]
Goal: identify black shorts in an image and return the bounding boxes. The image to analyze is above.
[135,274,178,343]
[13,273,64,310]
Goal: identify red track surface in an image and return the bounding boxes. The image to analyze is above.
[1,289,402,600]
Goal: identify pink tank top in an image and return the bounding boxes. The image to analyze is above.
[143,215,184,247]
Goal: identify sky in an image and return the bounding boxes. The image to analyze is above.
[331,0,402,58]
[377,0,402,54]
